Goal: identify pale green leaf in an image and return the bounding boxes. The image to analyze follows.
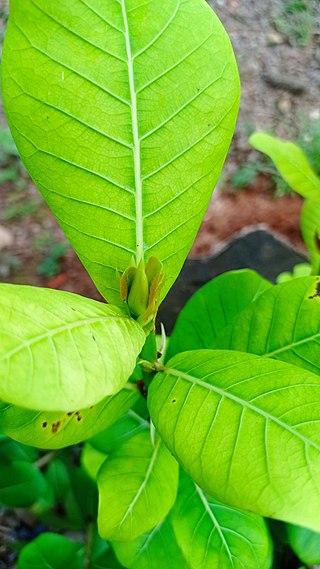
[249,133,320,199]
[2,0,239,304]
[113,519,189,569]
[166,270,271,359]
[82,443,107,480]
[148,350,320,531]
[0,384,139,449]
[0,284,145,411]
[98,430,179,541]
[287,523,320,566]
[301,199,320,275]
[171,471,272,569]
[211,277,320,375]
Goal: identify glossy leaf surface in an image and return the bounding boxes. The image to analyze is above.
[0,284,145,411]
[0,384,138,449]
[3,0,239,304]
[113,519,189,569]
[171,471,272,569]
[250,133,320,199]
[98,430,179,541]
[148,350,320,531]
[167,269,271,359]
[211,277,320,375]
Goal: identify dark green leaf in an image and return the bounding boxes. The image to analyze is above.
[211,277,320,375]
[17,533,83,569]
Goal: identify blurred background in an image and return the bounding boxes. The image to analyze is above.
[0,0,319,300]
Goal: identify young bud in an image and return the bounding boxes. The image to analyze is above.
[127,259,149,318]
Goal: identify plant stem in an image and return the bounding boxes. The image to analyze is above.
[140,331,157,363]
[84,522,94,569]
[34,451,57,469]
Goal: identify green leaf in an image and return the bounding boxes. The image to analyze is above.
[0,383,139,449]
[148,350,320,532]
[301,199,320,274]
[113,518,189,569]
[98,430,179,541]
[90,410,149,454]
[210,277,320,375]
[82,410,149,479]
[166,270,271,359]
[92,531,125,569]
[287,524,320,565]
[3,0,240,305]
[0,284,145,411]
[69,465,99,522]
[45,458,71,501]
[17,533,83,569]
[249,132,320,199]
[0,461,46,507]
[171,471,272,569]
[0,436,38,462]
[82,443,107,480]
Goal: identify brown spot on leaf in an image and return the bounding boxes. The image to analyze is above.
[67,412,73,417]
[51,421,61,434]
[77,414,82,422]
[172,400,176,403]
[309,281,320,299]
[42,422,47,428]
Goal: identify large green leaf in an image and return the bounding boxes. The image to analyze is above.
[148,350,320,531]
[166,270,271,359]
[171,471,272,569]
[287,524,320,566]
[301,199,320,275]
[2,0,240,305]
[249,132,320,199]
[17,533,83,569]
[211,277,320,375]
[113,519,189,569]
[98,430,179,541]
[0,284,145,411]
[0,384,139,449]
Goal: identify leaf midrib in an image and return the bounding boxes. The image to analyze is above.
[117,437,161,529]
[165,366,320,452]
[195,484,235,568]
[121,0,144,264]
[265,332,320,358]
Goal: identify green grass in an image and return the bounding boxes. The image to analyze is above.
[274,0,316,46]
